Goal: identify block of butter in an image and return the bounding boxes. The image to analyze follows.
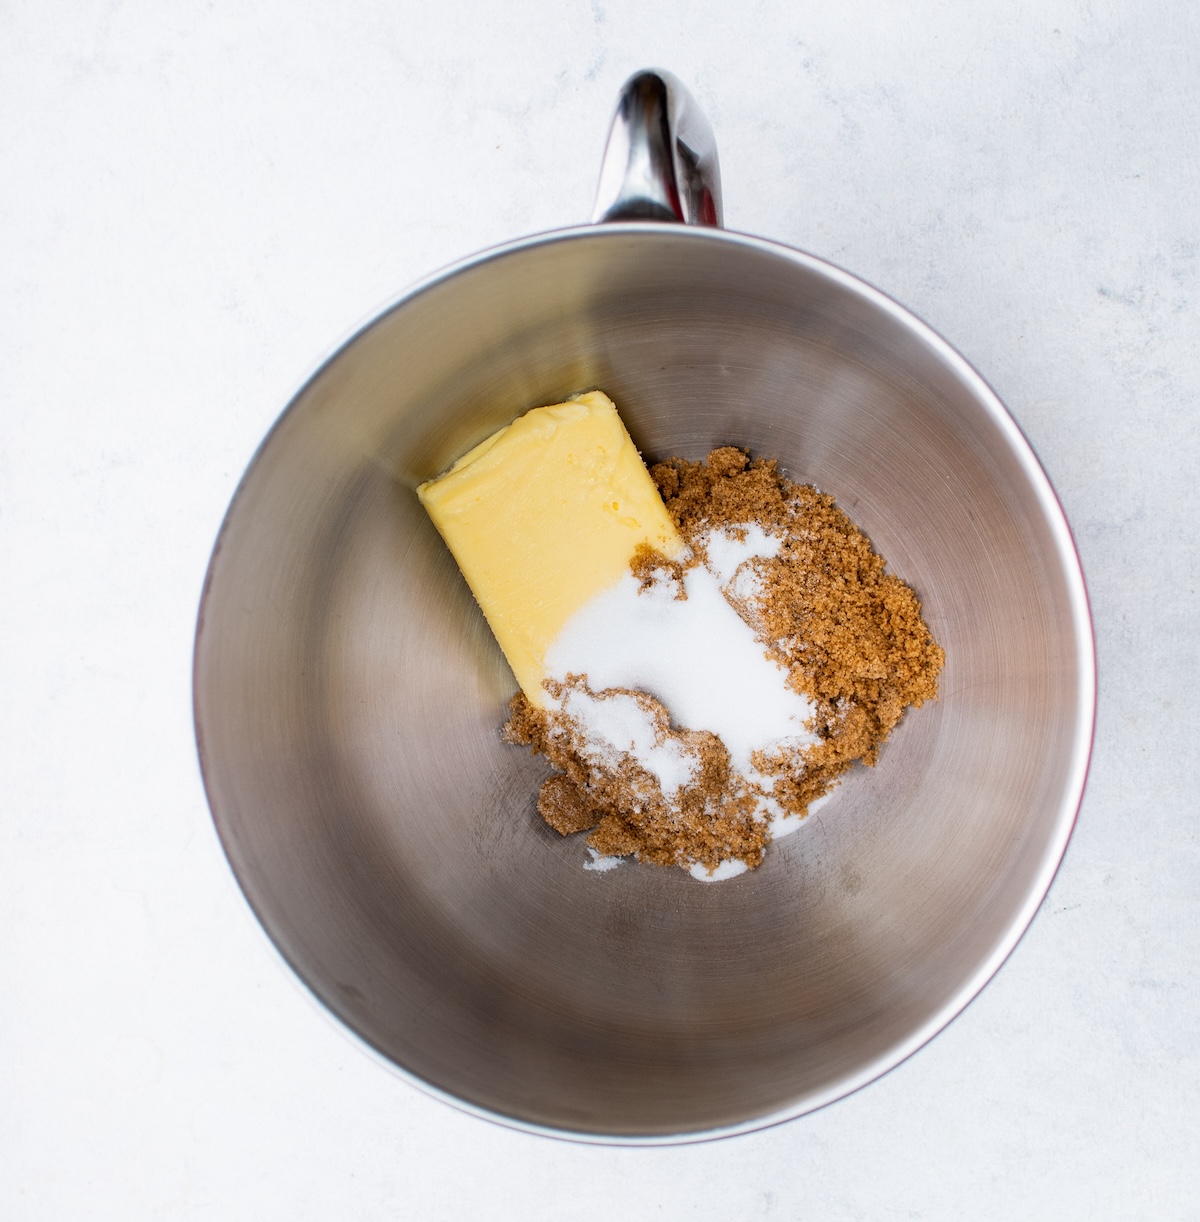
[417,391,684,706]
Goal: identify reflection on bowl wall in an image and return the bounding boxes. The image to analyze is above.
[194,218,1094,1140]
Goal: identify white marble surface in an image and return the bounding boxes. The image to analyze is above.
[3,1,1197,1217]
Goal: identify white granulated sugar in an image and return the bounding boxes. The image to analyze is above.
[559,685,699,798]
[545,559,816,777]
[543,519,825,882]
[583,847,624,872]
[728,563,765,607]
[701,523,781,588]
[689,859,749,882]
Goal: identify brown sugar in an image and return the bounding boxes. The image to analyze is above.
[651,448,945,764]
[503,447,944,875]
[536,775,605,835]
[504,675,767,870]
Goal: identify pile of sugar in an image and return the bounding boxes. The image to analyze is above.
[545,527,815,784]
[503,447,945,879]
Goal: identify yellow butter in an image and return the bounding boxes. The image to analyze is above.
[417,391,683,705]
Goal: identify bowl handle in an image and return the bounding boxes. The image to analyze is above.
[591,70,723,227]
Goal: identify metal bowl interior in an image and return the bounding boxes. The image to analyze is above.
[194,224,1094,1141]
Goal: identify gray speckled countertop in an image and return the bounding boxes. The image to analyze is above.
[3,2,1196,1218]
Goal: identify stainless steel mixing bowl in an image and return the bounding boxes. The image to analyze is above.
[194,72,1094,1141]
